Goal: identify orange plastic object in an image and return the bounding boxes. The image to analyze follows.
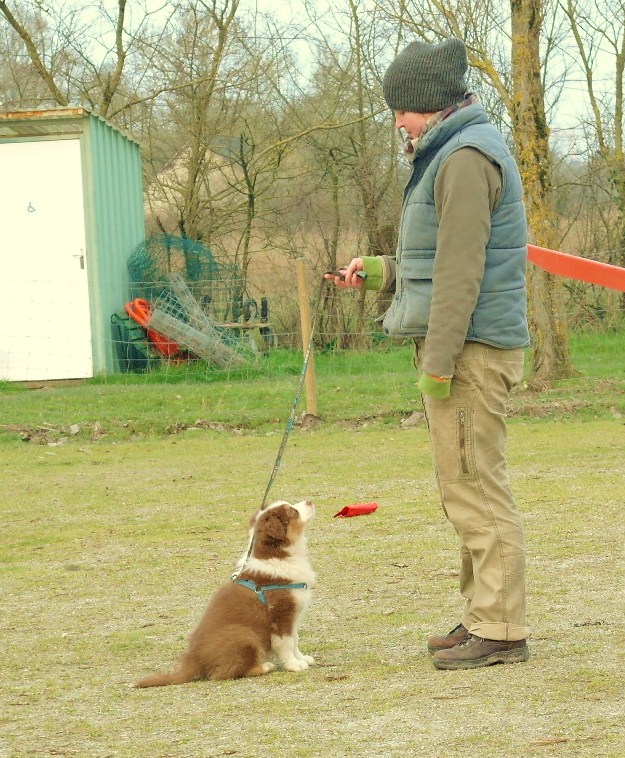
[125,298,180,358]
[527,245,625,292]
[334,502,379,518]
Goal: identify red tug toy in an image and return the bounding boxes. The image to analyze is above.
[334,502,379,518]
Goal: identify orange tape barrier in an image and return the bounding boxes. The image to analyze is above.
[527,245,625,292]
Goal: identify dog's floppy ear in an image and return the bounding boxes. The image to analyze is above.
[260,511,288,541]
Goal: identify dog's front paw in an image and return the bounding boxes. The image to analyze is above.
[283,657,309,672]
[301,654,315,666]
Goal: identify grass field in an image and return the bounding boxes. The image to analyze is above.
[1,334,624,757]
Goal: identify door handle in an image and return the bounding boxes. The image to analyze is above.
[72,251,85,270]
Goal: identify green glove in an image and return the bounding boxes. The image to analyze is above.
[361,256,384,291]
[418,373,452,399]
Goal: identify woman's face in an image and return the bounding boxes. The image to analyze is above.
[393,110,434,140]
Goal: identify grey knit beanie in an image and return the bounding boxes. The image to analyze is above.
[382,37,468,113]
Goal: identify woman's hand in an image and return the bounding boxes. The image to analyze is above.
[324,258,365,289]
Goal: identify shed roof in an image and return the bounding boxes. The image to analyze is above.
[0,107,138,144]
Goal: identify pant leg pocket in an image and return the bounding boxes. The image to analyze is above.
[426,396,477,483]
[456,406,475,478]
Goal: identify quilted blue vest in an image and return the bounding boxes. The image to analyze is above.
[382,101,530,348]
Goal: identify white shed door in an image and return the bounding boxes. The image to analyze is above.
[0,138,93,381]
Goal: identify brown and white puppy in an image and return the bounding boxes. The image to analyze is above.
[135,499,316,686]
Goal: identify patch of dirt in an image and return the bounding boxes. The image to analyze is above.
[164,419,244,434]
[508,398,594,418]
[0,422,105,445]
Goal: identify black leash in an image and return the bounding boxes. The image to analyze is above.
[260,275,327,509]
[232,275,327,582]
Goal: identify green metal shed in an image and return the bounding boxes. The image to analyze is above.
[0,108,145,381]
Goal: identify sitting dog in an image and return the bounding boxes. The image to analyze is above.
[135,499,316,686]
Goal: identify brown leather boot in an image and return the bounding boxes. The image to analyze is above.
[432,635,529,670]
[427,623,470,654]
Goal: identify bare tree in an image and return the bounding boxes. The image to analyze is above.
[0,0,70,106]
[142,1,326,285]
[289,0,405,344]
[155,0,240,242]
[561,0,625,308]
[0,0,165,118]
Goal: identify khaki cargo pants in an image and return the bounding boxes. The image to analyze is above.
[415,341,529,641]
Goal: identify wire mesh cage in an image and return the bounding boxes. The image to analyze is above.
[127,234,244,324]
[120,235,272,369]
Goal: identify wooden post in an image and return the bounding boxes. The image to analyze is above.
[295,257,318,417]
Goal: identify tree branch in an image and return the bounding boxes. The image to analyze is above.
[0,0,69,105]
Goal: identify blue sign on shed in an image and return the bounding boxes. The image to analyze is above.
[0,108,145,381]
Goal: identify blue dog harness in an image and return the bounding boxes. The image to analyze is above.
[233,577,308,605]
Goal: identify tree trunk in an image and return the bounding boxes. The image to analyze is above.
[510,0,574,385]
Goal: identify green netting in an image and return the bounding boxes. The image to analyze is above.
[127,234,244,324]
